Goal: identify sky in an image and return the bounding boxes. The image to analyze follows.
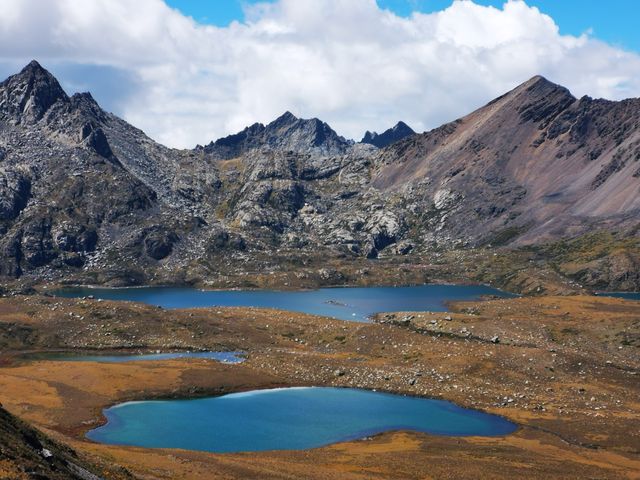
[1,0,640,148]
[167,0,640,52]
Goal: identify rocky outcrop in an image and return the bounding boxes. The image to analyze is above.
[366,210,404,252]
[0,405,107,480]
[560,250,640,292]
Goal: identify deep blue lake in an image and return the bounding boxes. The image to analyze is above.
[88,387,517,453]
[26,351,245,364]
[56,285,514,321]
[597,292,640,301]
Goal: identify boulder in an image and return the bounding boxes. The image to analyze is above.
[144,229,178,260]
[366,210,404,251]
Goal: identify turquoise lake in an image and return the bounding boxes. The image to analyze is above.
[26,351,245,364]
[88,387,517,453]
[56,285,514,321]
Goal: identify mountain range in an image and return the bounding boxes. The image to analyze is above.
[0,61,638,289]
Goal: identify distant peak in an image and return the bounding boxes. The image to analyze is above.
[1,60,68,123]
[526,74,547,84]
[512,75,570,97]
[392,121,413,132]
[267,111,334,132]
[272,111,299,124]
[362,130,377,141]
[16,60,57,82]
[361,121,415,148]
[22,59,45,72]
[498,75,576,125]
[492,74,575,107]
[204,110,348,157]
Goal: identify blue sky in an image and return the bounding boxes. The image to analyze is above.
[166,0,640,52]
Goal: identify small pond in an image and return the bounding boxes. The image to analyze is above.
[25,351,245,364]
[87,387,517,453]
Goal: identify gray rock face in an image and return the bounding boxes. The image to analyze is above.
[0,171,30,221]
[21,218,57,268]
[0,62,639,289]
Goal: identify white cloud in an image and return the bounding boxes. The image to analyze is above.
[1,0,640,148]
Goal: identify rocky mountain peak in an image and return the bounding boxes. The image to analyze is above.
[204,111,350,158]
[391,120,412,132]
[0,60,68,124]
[519,75,573,99]
[361,121,415,148]
[21,59,48,74]
[264,111,349,154]
[522,74,552,87]
[469,75,576,130]
[268,110,299,128]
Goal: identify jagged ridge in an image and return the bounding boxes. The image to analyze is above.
[0,63,638,291]
[201,111,351,158]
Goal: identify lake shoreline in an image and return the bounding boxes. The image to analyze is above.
[8,248,598,298]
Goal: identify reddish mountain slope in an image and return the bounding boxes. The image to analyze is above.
[374,76,640,244]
